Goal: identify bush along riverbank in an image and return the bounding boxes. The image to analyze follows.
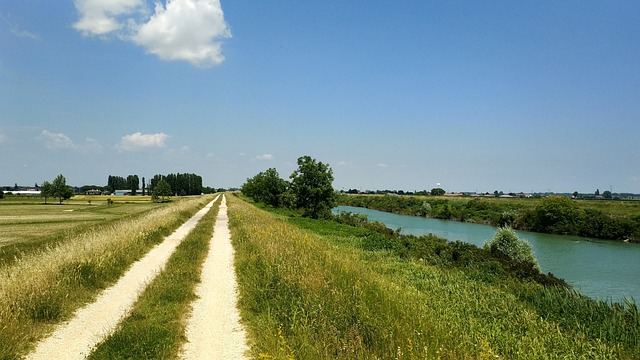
[338,194,640,242]
[232,196,640,359]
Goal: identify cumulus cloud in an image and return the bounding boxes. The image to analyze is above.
[116,132,169,152]
[73,0,231,67]
[255,154,273,161]
[39,130,77,150]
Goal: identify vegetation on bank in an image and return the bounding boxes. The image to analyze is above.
[242,155,337,219]
[230,195,640,359]
[339,194,640,242]
[0,195,213,359]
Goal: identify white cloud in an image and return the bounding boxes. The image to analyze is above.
[0,133,6,144]
[73,0,145,36]
[255,154,273,161]
[73,0,231,67]
[116,132,169,152]
[337,161,350,167]
[377,163,389,168]
[39,130,77,150]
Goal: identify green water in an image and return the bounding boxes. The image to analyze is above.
[335,206,640,303]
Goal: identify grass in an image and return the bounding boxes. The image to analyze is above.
[88,196,221,359]
[0,198,164,266]
[228,194,639,359]
[0,195,214,360]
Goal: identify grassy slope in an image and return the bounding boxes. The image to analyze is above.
[228,195,638,359]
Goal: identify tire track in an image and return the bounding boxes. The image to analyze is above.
[26,196,219,360]
[181,194,249,359]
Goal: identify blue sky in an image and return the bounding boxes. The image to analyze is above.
[1,1,639,193]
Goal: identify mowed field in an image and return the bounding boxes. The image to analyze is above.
[0,196,163,264]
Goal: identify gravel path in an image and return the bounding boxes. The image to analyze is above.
[26,196,218,360]
[181,194,249,359]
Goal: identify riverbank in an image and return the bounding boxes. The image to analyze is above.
[338,194,640,242]
[231,195,640,358]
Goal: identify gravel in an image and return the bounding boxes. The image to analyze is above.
[181,194,249,359]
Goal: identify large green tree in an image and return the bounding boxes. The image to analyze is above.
[242,168,289,207]
[290,155,336,218]
[51,174,73,205]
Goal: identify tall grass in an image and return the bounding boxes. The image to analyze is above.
[0,195,214,359]
[228,195,638,359]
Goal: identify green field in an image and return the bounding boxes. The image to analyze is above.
[0,196,164,265]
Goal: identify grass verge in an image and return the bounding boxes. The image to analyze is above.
[228,194,639,359]
[0,195,214,360]
[88,196,221,359]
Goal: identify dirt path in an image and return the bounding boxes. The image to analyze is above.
[181,194,249,359]
[26,196,219,360]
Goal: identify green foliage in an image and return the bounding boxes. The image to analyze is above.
[290,155,336,218]
[484,227,539,271]
[241,168,289,207]
[149,173,203,196]
[40,181,52,204]
[50,174,74,205]
[153,179,172,202]
[430,187,446,196]
[532,196,584,234]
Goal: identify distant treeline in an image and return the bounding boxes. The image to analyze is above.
[148,173,204,196]
[338,195,640,242]
[106,173,212,196]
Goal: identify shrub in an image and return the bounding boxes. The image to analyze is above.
[484,227,539,271]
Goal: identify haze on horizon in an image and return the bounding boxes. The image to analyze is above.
[1,1,638,194]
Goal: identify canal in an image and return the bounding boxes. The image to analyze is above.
[335,206,640,303]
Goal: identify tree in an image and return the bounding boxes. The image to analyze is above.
[142,177,146,196]
[602,190,612,199]
[126,175,139,196]
[41,181,52,204]
[289,156,336,218]
[51,174,74,204]
[430,187,445,196]
[242,168,289,207]
[153,179,172,202]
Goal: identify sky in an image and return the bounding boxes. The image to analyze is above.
[1,1,639,194]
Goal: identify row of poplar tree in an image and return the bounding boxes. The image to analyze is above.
[106,173,203,196]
